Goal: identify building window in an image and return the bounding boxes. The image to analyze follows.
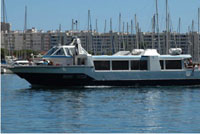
[160,60,164,70]
[131,60,147,70]
[112,61,129,70]
[165,60,182,69]
[94,61,110,70]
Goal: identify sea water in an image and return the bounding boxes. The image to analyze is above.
[1,74,200,133]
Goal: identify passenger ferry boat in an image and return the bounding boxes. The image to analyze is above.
[9,38,200,87]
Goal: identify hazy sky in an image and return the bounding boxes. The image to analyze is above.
[2,0,200,33]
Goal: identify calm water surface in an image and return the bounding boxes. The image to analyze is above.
[1,74,200,133]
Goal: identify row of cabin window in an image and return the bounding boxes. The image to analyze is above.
[94,60,148,70]
[94,60,182,71]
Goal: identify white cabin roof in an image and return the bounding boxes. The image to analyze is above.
[141,49,160,56]
[92,54,191,60]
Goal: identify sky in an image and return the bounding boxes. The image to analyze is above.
[2,0,200,33]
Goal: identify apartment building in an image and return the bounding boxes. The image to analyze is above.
[1,29,200,62]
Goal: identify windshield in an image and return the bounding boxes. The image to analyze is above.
[53,48,65,56]
[45,47,58,56]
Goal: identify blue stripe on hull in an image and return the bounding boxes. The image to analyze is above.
[16,73,200,87]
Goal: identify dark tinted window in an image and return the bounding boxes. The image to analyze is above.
[140,60,148,70]
[160,60,164,70]
[46,47,57,56]
[166,60,182,69]
[94,61,110,70]
[131,60,148,70]
[131,61,140,70]
[112,61,129,70]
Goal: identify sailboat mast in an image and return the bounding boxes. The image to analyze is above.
[110,18,112,32]
[198,8,200,33]
[104,19,107,33]
[2,0,6,23]
[178,17,181,48]
[95,19,98,32]
[152,15,155,49]
[23,5,27,59]
[72,19,74,31]
[87,10,92,31]
[198,8,200,62]
[24,6,27,32]
[119,13,121,33]
[135,14,139,49]
[166,0,169,54]
[127,22,129,34]
[123,22,125,33]
[155,0,160,53]
[131,20,133,34]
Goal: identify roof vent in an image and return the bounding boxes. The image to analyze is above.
[169,48,182,55]
[132,49,144,55]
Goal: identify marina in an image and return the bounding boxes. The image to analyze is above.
[1,0,200,133]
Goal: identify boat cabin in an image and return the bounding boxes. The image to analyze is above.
[92,49,192,72]
[42,38,194,72]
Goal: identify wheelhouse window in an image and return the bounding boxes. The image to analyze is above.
[131,60,147,70]
[112,61,129,70]
[165,60,182,69]
[54,48,65,56]
[160,60,164,70]
[94,61,110,70]
[45,47,57,56]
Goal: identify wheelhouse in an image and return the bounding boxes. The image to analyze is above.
[42,38,93,66]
